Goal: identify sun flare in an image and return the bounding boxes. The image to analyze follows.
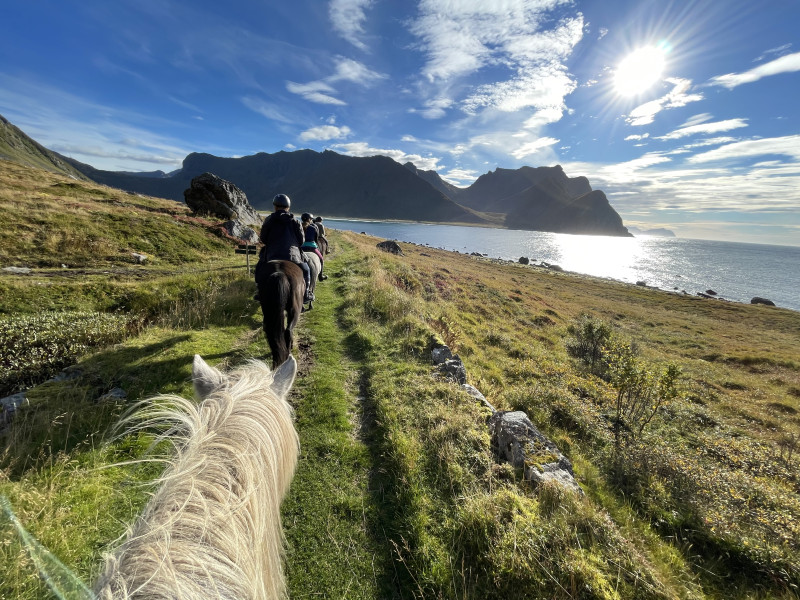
[614,46,667,96]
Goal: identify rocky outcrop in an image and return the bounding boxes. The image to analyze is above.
[377,240,404,255]
[221,219,259,244]
[489,411,582,493]
[183,172,261,226]
[751,297,776,306]
[430,342,581,493]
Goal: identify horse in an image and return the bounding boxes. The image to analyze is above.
[317,233,329,256]
[302,251,321,311]
[93,354,300,600]
[255,259,305,368]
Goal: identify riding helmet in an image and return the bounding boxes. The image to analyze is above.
[301,212,314,221]
[314,216,323,222]
[273,194,291,208]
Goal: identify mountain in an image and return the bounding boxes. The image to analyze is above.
[65,149,487,225]
[0,115,89,180]
[453,165,630,236]
[1,115,630,235]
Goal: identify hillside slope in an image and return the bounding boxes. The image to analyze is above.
[0,115,88,181]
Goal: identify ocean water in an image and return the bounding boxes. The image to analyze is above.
[327,219,800,312]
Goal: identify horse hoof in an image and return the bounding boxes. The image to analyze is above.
[319,274,328,280]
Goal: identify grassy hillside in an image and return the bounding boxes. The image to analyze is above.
[0,117,89,180]
[1,160,799,599]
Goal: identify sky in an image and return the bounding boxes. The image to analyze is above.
[1,0,799,246]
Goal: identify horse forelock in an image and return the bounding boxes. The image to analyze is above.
[94,358,299,600]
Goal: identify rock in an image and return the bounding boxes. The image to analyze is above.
[519,256,530,265]
[696,292,716,299]
[705,289,717,296]
[541,262,563,272]
[131,252,148,264]
[751,297,776,306]
[183,172,261,226]
[2,266,31,274]
[97,388,127,403]
[488,411,582,494]
[636,280,647,287]
[222,219,259,244]
[420,253,431,257]
[431,344,453,365]
[462,383,496,413]
[0,391,29,431]
[439,358,467,384]
[377,240,404,255]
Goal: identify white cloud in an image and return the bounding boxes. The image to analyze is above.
[329,0,373,51]
[710,51,800,89]
[408,0,582,122]
[626,78,703,126]
[625,133,650,141]
[657,118,748,140]
[597,27,608,40]
[299,124,352,141]
[511,136,559,159]
[688,135,800,163]
[329,57,386,84]
[409,97,454,119]
[680,113,713,128]
[286,81,346,105]
[443,168,479,186]
[332,141,442,171]
[286,56,385,105]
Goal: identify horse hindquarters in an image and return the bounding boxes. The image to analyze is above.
[261,271,291,368]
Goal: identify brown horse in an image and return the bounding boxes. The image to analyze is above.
[255,259,304,368]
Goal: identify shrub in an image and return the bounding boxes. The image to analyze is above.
[566,315,613,376]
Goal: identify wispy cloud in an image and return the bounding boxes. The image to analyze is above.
[679,113,713,128]
[657,118,748,140]
[329,0,373,51]
[286,56,385,105]
[332,141,442,171]
[286,81,346,105]
[710,51,800,88]
[299,124,352,141]
[625,133,649,141]
[511,136,560,159]
[626,78,703,126]
[408,0,582,121]
[688,135,800,163]
[0,74,189,171]
[241,96,297,123]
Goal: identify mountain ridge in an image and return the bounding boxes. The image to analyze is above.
[1,113,630,236]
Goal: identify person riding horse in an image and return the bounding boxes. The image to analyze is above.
[300,213,328,280]
[258,194,312,303]
[313,216,330,255]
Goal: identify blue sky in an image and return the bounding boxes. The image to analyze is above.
[1,0,799,246]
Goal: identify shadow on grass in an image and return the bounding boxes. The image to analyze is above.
[1,333,242,479]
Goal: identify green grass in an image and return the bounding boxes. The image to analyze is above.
[2,159,800,599]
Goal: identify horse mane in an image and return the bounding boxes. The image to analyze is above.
[93,356,299,600]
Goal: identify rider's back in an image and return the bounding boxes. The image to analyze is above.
[260,212,304,262]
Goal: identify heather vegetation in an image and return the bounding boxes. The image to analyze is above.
[1,160,799,599]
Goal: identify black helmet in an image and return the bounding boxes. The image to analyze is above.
[301,212,314,221]
[314,216,323,222]
[273,194,291,208]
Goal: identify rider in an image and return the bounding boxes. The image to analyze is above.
[258,194,312,302]
[300,213,328,280]
[313,216,329,254]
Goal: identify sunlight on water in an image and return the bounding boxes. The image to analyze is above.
[546,235,645,282]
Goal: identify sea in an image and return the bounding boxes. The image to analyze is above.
[325,219,800,312]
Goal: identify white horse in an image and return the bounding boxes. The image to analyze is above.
[302,251,321,310]
[93,355,300,600]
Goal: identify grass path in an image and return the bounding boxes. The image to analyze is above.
[282,247,397,599]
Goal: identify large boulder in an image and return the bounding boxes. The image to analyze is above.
[376,240,404,255]
[489,411,582,493]
[222,219,259,244]
[183,172,262,226]
[751,297,775,306]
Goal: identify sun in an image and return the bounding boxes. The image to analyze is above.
[614,46,667,96]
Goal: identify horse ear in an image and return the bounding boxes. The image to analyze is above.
[271,355,297,398]
[192,354,225,399]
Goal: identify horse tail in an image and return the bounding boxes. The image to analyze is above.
[262,270,290,367]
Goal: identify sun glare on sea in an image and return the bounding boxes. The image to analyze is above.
[614,45,668,96]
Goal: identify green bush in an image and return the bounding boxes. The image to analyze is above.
[0,311,138,396]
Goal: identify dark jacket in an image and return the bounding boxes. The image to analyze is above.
[259,211,304,263]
